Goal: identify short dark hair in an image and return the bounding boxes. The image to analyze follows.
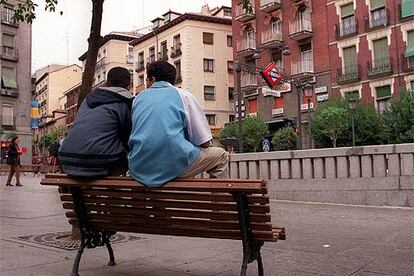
[107,67,131,89]
[147,61,176,85]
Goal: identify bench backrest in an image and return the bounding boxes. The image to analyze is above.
[41,174,278,242]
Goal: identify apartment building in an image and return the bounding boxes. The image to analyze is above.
[328,0,414,113]
[232,0,331,146]
[0,1,32,164]
[34,64,81,125]
[130,5,234,137]
[78,32,141,89]
[63,82,80,126]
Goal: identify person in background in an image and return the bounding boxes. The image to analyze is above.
[59,67,134,178]
[5,136,22,187]
[128,61,228,187]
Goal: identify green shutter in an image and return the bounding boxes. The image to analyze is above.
[2,34,14,47]
[344,46,357,67]
[402,0,414,18]
[405,31,414,58]
[373,38,389,61]
[2,68,17,89]
[341,3,354,18]
[376,85,391,99]
[370,0,385,10]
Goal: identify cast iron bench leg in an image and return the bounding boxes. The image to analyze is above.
[70,239,86,276]
[105,240,116,266]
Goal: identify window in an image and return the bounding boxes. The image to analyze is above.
[272,51,283,71]
[227,35,232,47]
[406,31,414,69]
[376,85,391,114]
[204,86,215,100]
[370,0,387,27]
[138,51,144,69]
[271,18,282,34]
[341,3,356,35]
[1,104,14,126]
[203,59,214,72]
[3,6,14,23]
[227,61,234,73]
[203,32,214,44]
[373,37,389,63]
[149,47,155,63]
[344,91,359,101]
[160,41,168,60]
[229,115,235,122]
[164,13,171,22]
[173,34,181,46]
[401,0,414,18]
[1,67,17,89]
[206,114,216,125]
[228,87,234,101]
[248,98,257,114]
[224,10,232,18]
[298,5,311,30]
[175,60,181,83]
[273,97,284,108]
[138,74,145,85]
[2,33,15,57]
[343,46,357,73]
[300,43,313,72]
[410,80,414,90]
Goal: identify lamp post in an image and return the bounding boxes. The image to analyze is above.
[304,83,313,149]
[235,60,243,153]
[348,97,356,147]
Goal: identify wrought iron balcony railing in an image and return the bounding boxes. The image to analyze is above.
[171,43,182,58]
[365,8,389,31]
[337,64,361,85]
[335,18,358,40]
[367,57,393,78]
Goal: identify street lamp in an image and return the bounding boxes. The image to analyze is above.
[304,83,313,149]
[348,97,357,147]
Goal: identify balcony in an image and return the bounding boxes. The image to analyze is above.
[158,50,168,61]
[367,58,393,79]
[236,38,256,57]
[1,47,18,61]
[235,2,255,23]
[401,55,414,73]
[241,72,258,95]
[1,87,18,97]
[261,28,283,49]
[126,54,134,64]
[1,12,18,27]
[335,18,358,40]
[291,60,314,78]
[337,64,361,85]
[260,0,281,13]
[95,58,107,70]
[365,8,389,32]
[289,18,313,41]
[135,61,145,72]
[171,43,182,58]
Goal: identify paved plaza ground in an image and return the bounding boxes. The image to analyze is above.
[0,175,413,276]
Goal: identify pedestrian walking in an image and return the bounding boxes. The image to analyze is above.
[5,136,22,187]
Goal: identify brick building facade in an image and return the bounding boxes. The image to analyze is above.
[328,0,414,112]
[232,0,331,148]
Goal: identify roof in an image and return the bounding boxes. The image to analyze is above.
[212,6,232,16]
[79,33,140,61]
[151,17,164,22]
[162,10,182,16]
[130,13,231,47]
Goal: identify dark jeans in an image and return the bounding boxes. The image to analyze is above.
[6,165,20,184]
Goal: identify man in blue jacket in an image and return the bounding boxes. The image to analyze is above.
[128,61,228,187]
[59,67,134,178]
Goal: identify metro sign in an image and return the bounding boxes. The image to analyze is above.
[260,62,283,88]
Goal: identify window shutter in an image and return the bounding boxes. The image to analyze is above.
[248,98,257,113]
[2,34,14,47]
[343,46,357,70]
[373,38,388,61]
[401,0,414,18]
[376,85,391,99]
[341,3,354,18]
[1,105,14,126]
[370,0,385,10]
[1,67,17,88]
[273,96,284,108]
[405,31,414,58]
[203,32,214,44]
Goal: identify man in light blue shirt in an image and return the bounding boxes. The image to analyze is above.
[128,61,228,187]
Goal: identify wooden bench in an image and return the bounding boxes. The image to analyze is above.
[41,174,286,276]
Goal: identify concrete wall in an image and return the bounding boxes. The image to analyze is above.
[225,144,414,207]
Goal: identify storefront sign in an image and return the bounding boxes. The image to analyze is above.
[301,103,314,111]
[262,83,291,97]
[272,108,284,116]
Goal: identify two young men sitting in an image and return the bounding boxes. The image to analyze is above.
[59,61,228,185]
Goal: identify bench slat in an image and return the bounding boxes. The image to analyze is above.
[65,212,273,232]
[61,203,271,223]
[59,195,270,214]
[42,177,267,193]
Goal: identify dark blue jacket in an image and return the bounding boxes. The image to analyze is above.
[59,87,134,177]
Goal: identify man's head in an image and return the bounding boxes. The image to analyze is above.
[107,67,131,89]
[146,61,176,87]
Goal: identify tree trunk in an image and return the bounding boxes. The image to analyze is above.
[77,0,105,109]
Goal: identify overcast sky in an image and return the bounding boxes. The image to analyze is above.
[32,0,231,72]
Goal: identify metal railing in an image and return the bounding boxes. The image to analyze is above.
[337,64,360,84]
[335,18,358,39]
[158,50,168,61]
[171,43,182,58]
[261,28,283,44]
[291,60,314,75]
[367,57,393,77]
[237,37,256,53]
[289,18,312,35]
[365,8,389,31]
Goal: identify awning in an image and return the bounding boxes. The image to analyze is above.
[402,0,414,18]
[2,75,17,89]
[376,86,391,100]
[405,30,414,57]
[341,3,354,18]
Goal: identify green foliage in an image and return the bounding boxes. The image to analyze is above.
[271,127,297,151]
[382,89,414,144]
[239,0,254,14]
[312,99,349,148]
[0,0,61,23]
[0,126,3,137]
[352,103,383,146]
[5,132,17,141]
[38,125,68,148]
[220,116,269,152]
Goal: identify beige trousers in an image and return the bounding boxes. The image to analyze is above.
[179,147,228,179]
